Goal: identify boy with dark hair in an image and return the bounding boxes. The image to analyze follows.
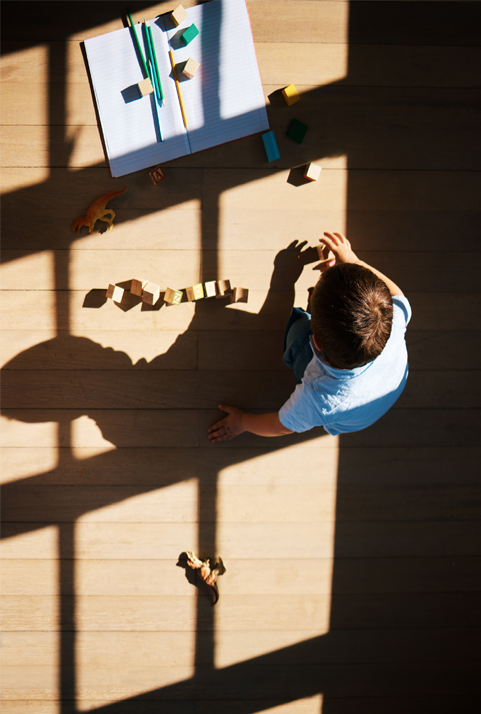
[208,232,411,441]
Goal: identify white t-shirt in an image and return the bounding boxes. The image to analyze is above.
[279,295,412,435]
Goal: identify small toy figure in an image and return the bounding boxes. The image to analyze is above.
[72,185,127,234]
[185,550,226,605]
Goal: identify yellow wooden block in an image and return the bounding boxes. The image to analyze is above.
[282,84,299,106]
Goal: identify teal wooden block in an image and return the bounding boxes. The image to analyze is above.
[181,23,199,46]
[262,130,280,162]
[287,119,308,144]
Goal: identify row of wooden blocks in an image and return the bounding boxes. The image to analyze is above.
[106,279,248,306]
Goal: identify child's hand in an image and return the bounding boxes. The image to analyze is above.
[320,232,360,266]
[208,405,245,443]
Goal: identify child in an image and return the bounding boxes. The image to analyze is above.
[208,232,411,442]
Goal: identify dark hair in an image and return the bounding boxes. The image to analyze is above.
[310,263,393,369]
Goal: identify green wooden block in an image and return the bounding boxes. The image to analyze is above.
[171,290,183,305]
[287,119,308,144]
[180,23,199,46]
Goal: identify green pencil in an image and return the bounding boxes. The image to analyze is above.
[142,22,158,94]
[146,23,164,103]
[126,7,149,79]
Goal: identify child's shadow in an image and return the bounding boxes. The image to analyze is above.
[1,241,323,534]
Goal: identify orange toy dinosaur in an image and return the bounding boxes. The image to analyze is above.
[72,185,127,234]
[185,551,226,605]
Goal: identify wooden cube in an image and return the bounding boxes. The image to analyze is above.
[282,84,299,106]
[164,287,183,305]
[287,118,308,144]
[304,163,322,182]
[182,57,200,79]
[171,4,188,27]
[149,165,166,185]
[229,287,249,304]
[130,279,147,296]
[204,280,217,298]
[138,77,153,96]
[106,284,124,303]
[186,283,204,301]
[141,281,161,305]
[216,279,232,298]
[180,23,199,46]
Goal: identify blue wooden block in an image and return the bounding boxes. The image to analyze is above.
[181,24,199,46]
[262,130,280,162]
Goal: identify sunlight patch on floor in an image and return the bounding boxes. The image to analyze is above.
[71,414,117,456]
[257,42,348,87]
[0,447,58,485]
[76,478,199,523]
[0,249,54,292]
[263,696,324,714]
[0,417,59,449]
[0,524,59,562]
[214,440,338,668]
[0,44,48,100]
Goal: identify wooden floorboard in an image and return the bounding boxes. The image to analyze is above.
[1,0,480,711]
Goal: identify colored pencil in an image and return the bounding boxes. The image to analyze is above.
[169,49,188,128]
[142,22,160,99]
[146,23,164,103]
[126,7,149,79]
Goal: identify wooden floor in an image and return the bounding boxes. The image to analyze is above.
[1,1,480,712]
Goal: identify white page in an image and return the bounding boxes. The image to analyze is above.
[84,0,269,177]
[84,22,190,177]
[163,0,269,153]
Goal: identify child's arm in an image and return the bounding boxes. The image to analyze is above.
[208,405,293,443]
[320,232,404,297]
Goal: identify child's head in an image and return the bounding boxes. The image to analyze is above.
[310,263,393,369]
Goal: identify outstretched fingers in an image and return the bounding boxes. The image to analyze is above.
[208,418,231,442]
[208,404,245,443]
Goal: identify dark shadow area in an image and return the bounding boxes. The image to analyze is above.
[1,1,481,712]
[82,288,108,309]
[168,27,190,51]
[286,165,311,188]
[121,84,144,103]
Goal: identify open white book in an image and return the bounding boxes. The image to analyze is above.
[83,0,269,177]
